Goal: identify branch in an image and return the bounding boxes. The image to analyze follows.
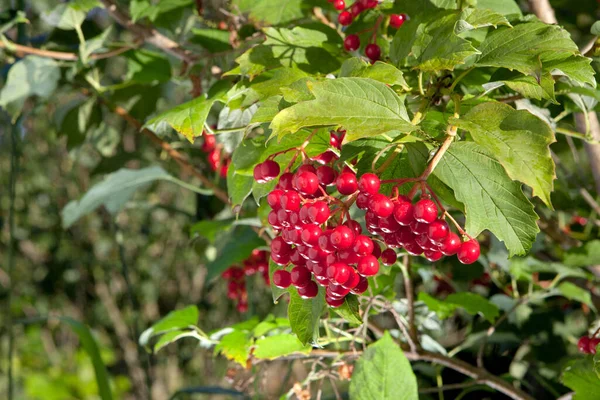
[527,0,557,24]
[100,0,197,64]
[0,40,137,61]
[399,256,419,347]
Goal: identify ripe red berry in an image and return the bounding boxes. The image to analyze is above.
[301,224,323,247]
[369,194,394,218]
[326,295,345,308]
[424,249,443,262]
[333,0,345,10]
[345,219,362,235]
[280,191,301,212]
[253,164,265,183]
[338,11,353,25]
[316,165,337,186]
[260,160,280,181]
[202,132,216,152]
[404,240,424,256]
[298,280,319,298]
[278,172,294,190]
[342,268,360,289]
[428,219,449,243]
[271,236,292,256]
[390,14,407,29]
[291,266,312,288]
[457,239,480,264]
[358,173,381,195]
[318,230,336,253]
[356,193,370,209]
[365,43,381,62]
[308,201,330,224]
[393,199,414,225]
[381,249,397,266]
[344,34,360,51]
[578,336,591,353]
[267,189,284,210]
[273,270,292,288]
[439,232,461,255]
[353,235,374,256]
[336,172,358,195]
[589,338,600,354]
[357,255,379,276]
[379,215,400,233]
[327,262,351,285]
[294,171,319,195]
[350,1,363,16]
[414,198,438,223]
[330,225,355,249]
[237,301,248,313]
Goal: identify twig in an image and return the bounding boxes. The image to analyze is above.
[419,381,480,394]
[0,40,138,60]
[399,256,419,347]
[100,0,197,65]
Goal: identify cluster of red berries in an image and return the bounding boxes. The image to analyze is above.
[330,0,407,63]
[577,335,600,355]
[201,130,229,178]
[254,130,479,307]
[221,250,269,312]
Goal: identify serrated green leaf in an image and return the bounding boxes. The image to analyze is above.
[190,28,232,53]
[43,3,85,30]
[145,96,216,143]
[349,332,418,400]
[146,306,199,336]
[457,8,511,33]
[130,0,192,22]
[592,21,600,36]
[432,142,539,256]
[227,168,254,208]
[475,21,594,86]
[452,102,556,207]
[249,68,309,100]
[557,282,594,308]
[189,219,235,243]
[253,334,311,359]
[247,0,304,25]
[476,0,522,17]
[288,288,326,345]
[488,69,556,102]
[562,359,600,400]
[125,49,172,84]
[251,96,285,124]
[333,295,362,325]
[339,58,409,89]
[215,330,252,366]
[153,330,201,353]
[206,226,265,280]
[419,292,499,322]
[270,78,416,142]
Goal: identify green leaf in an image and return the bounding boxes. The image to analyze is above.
[253,334,312,359]
[190,28,233,53]
[206,226,265,280]
[215,330,252,366]
[145,96,216,143]
[270,78,416,142]
[487,69,556,102]
[269,259,289,302]
[58,317,113,400]
[475,21,594,86]
[339,58,409,89]
[432,142,539,256]
[139,305,199,347]
[451,102,556,207]
[288,288,326,345]
[333,295,362,325]
[592,21,600,36]
[457,8,511,33]
[61,166,209,228]
[125,49,172,84]
[391,1,479,71]
[0,56,60,120]
[154,330,202,353]
[227,168,254,208]
[562,359,600,400]
[249,68,309,100]
[564,240,600,267]
[419,292,500,322]
[43,3,85,30]
[246,0,304,25]
[476,0,522,17]
[349,332,418,400]
[190,219,235,243]
[509,257,587,282]
[130,0,192,22]
[557,282,594,308]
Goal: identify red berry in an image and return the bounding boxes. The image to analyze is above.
[379,215,400,233]
[280,191,301,212]
[589,338,600,354]
[390,13,407,29]
[202,132,216,152]
[351,276,368,294]
[318,230,336,253]
[354,235,374,256]
[290,249,306,266]
[326,296,345,308]
[308,201,330,224]
[301,224,323,247]
[336,172,358,195]
[298,280,319,298]
[428,219,449,243]
[328,282,352,298]
[439,232,461,256]
[237,301,248,313]
[333,0,345,10]
[267,189,284,210]
[365,43,381,61]
[357,193,370,209]
[253,164,266,183]
[278,173,294,190]
[357,255,379,276]
[393,198,414,225]
[381,249,397,266]
[330,226,355,249]
[294,171,319,195]
[350,1,363,16]
[424,249,443,262]
[344,219,362,236]
[344,34,360,51]
[369,194,394,218]
[404,240,424,256]
[291,266,312,288]
[342,268,360,289]
[578,336,591,353]
[372,243,382,259]
[273,270,292,288]
[358,173,381,195]
[260,160,280,181]
[312,150,337,164]
[327,262,351,285]
[271,236,292,256]
[457,239,480,264]
[316,165,337,186]
[338,11,353,25]
[414,198,438,223]
[268,211,281,229]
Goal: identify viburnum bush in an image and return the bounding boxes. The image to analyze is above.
[3,0,600,399]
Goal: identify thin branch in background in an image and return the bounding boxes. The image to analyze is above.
[400,255,419,347]
[0,40,138,61]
